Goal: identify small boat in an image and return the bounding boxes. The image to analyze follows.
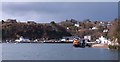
[73,39,79,47]
[73,39,90,48]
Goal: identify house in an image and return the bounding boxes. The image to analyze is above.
[27,21,36,24]
[95,36,111,45]
[15,36,30,42]
[84,35,91,41]
[6,19,17,23]
[91,27,98,30]
[103,29,108,32]
[66,27,70,30]
[74,24,79,27]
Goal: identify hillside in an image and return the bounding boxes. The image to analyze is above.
[1,18,120,44]
[1,21,71,41]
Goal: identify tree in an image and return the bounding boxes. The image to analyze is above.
[114,18,120,44]
[1,20,4,24]
[50,21,56,26]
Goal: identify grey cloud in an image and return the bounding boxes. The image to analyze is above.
[1,0,120,2]
[2,2,118,22]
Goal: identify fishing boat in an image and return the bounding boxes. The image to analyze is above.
[73,39,92,48]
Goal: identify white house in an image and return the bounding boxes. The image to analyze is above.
[84,35,91,40]
[95,36,111,45]
[67,27,70,30]
[15,36,30,42]
[74,24,79,27]
[91,27,98,30]
[103,29,108,32]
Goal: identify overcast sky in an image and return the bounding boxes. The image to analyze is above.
[1,0,120,2]
[1,2,118,23]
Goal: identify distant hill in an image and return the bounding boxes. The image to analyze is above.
[1,21,71,41]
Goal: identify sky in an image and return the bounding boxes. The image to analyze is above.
[1,0,120,2]
[1,2,119,23]
[118,2,120,18]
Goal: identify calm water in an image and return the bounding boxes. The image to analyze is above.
[0,44,2,61]
[2,43,119,60]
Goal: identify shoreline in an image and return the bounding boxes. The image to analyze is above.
[1,41,73,43]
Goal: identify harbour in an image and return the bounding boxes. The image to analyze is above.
[1,2,120,62]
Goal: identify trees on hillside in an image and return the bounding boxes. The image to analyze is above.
[108,18,120,44]
[114,18,120,44]
[2,22,72,41]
